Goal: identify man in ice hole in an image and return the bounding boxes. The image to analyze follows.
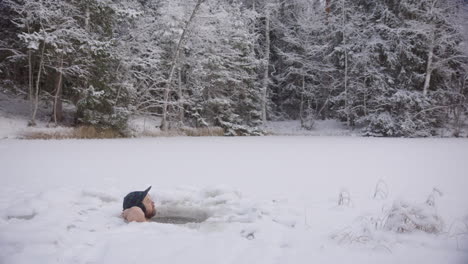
[122,186,157,222]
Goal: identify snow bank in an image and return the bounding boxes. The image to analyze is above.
[0,137,467,264]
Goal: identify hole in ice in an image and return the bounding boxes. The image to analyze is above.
[151,216,203,224]
[151,206,210,225]
[7,212,36,220]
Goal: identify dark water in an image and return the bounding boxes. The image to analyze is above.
[150,206,210,225]
[7,213,36,220]
[151,216,206,224]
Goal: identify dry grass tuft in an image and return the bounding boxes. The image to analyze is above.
[338,189,352,206]
[21,130,72,140]
[425,187,443,207]
[373,179,389,200]
[139,126,225,137]
[179,127,225,137]
[383,199,444,234]
[448,219,468,250]
[21,126,123,139]
[22,125,225,139]
[139,130,183,137]
[74,126,123,139]
[330,215,393,253]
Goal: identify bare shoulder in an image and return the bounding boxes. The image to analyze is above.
[122,206,146,222]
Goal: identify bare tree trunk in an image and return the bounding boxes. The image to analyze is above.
[454,74,467,137]
[363,91,368,116]
[115,62,123,103]
[53,56,64,125]
[423,0,439,97]
[28,49,33,104]
[326,0,331,14]
[85,6,90,32]
[342,0,350,127]
[30,37,46,126]
[177,67,184,125]
[161,0,205,131]
[83,6,91,100]
[423,30,435,97]
[261,11,271,124]
[300,74,305,127]
[26,21,33,114]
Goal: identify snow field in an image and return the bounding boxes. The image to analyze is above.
[0,137,468,264]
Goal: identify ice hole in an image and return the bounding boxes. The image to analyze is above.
[151,206,210,225]
[7,212,36,220]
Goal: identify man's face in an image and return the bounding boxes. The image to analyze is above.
[142,194,156,218]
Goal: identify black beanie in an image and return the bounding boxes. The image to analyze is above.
[123,186,152,213]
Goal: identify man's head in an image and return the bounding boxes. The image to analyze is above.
[123,186,156,218]
[141,193,156,218]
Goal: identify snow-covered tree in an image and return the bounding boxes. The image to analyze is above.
[274,0,334,128]
[1,0,466,136]
[182,0,262,135]
[361,0,467,136]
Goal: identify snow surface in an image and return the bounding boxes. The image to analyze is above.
[1,137,467,264]
[0,90,75,139]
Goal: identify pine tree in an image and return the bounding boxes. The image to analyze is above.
[183,0,263,135]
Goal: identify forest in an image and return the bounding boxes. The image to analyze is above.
[1,0,467,137]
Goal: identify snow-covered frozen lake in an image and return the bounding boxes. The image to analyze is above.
[1,137,467,264]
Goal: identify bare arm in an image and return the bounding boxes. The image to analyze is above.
[122,207,146,222]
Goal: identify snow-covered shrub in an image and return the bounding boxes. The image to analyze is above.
[76,86,130,132]
[363,91,442,137]
[201,98,264,136]
[383,200,444,234]
[332,187,447,251]
[331,200,444,251]
[363,112,398,137]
